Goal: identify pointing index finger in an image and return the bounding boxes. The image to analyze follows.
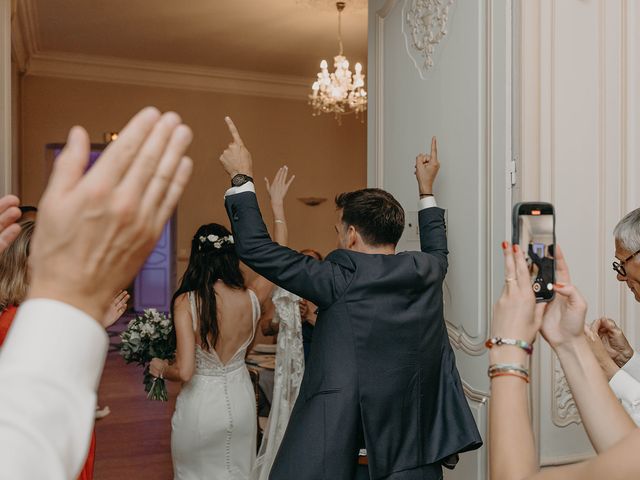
[225,117,244,146]
[431,136,438,162]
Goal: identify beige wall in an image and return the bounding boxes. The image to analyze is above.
[20,76,366,274]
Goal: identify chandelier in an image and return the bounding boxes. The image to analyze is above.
[309,1,367,123]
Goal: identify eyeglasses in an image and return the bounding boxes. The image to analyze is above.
[612,249,640,277]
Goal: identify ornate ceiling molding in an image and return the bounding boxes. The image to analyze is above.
[11,0,310,101]
[25,52,310,100]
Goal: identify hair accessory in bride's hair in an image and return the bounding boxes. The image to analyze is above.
[197,234,234,252]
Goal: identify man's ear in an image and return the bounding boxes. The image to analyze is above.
[347,225,358,249]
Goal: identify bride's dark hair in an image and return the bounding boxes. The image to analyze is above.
[171,223,245,350]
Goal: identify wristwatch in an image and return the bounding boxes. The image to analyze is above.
[231,174,254,187]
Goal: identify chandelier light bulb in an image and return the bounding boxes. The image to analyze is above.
[308,1,367,124]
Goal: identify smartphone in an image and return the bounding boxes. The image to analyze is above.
[512,202,556,302]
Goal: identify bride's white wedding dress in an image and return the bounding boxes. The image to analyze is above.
[171,290,261,480]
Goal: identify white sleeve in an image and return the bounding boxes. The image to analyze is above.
[609,369,640,426]
[621,351,640,382]
[0,299,108,480]
[419,196,437,210]
[224,181,256,198]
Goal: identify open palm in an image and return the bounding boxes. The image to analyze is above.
[265,166,295,205]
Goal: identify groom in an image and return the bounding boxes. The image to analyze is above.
[220,118,481,480]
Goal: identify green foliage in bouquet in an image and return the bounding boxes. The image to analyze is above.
[119,309,176,401]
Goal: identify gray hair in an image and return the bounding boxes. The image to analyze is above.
[614,208,640,252]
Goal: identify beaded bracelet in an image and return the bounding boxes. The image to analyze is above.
[485,337,534,355]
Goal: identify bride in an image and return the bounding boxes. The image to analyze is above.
[150,167,294,480]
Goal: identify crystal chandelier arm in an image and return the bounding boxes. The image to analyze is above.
[336,1,345,55]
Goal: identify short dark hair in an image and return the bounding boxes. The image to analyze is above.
[335,188,405,246]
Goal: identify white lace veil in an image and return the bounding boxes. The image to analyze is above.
[252,287,305,480]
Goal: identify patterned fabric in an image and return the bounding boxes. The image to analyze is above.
[253,287,304,480]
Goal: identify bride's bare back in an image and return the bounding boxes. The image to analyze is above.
[192,280,255,365]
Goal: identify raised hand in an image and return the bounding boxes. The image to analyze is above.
[102,290,130,328]
[592,317,634,367]
[415,136,440,195]
[265,166,295,206]
[0,195,22,254]
[537,245,588,349]
[491,243,539,344]
[28,107,193,321]
[220,117,253,178]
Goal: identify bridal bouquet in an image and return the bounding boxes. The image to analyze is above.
[119,309,176,401]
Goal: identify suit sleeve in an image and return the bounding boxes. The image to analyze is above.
[225,191,352,308]
[418,207,449,274]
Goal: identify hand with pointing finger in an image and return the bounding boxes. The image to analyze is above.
[415,136,440,196]
[220,117,254,179]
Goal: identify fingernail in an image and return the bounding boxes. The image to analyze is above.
[501,241,508,250]
[512,244,519,253]
[553,283,565,288]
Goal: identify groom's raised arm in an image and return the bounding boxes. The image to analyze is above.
[224,189,349,308]
[415,136,448,273]
[220,118,351,307]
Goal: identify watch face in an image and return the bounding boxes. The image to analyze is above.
[232,174,252,186]
[232,175,245,186]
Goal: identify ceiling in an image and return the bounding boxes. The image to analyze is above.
[28,0,368,79]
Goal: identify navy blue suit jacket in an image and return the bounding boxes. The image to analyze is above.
[225,192,482,480]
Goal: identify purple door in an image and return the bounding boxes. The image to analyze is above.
[46,144,176,314]
[134,219,176,313]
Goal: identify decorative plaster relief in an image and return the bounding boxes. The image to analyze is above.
[404,0,455,77]
[552,355,581,427]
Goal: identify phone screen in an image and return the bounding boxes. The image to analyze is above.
[512,203,556,302]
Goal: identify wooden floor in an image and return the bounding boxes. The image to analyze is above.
[94,324,180,479]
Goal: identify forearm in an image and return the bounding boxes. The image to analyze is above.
[225,192,339,306]
[418,207,448,270]
[555,337,636,452]
[489,347,538,480]
[161,363,183,382]
[271,201,288,247]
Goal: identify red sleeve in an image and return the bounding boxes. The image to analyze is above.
[0,305,18,346]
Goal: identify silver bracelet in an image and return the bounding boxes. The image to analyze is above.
[274,219,286,224]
